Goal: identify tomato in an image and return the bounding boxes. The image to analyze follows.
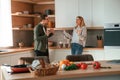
[81,63,88,70]
[93,61,101,69]
[76,62,84,69]
[76,63,81,69]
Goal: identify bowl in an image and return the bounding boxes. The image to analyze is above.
[48,41,53,47]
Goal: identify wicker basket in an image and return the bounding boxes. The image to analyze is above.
[29,65,59,76]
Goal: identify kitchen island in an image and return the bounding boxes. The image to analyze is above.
[1,60,120,80]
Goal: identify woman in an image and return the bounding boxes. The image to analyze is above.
[64,16,87,55]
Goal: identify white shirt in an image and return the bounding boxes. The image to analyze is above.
[71,26,87,47]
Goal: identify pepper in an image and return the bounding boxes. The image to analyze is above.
[93,61,101,69]
[64,64,78,70]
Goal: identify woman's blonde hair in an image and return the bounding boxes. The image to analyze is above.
[76,16,85,27]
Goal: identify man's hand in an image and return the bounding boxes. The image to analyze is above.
[46,28,54,36]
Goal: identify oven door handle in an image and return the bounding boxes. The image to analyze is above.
[105,30,120,32]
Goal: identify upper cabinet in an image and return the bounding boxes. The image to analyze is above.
[55,0,78,28]
[104,0,120,23]
[55,0,93,28]
[92,0,104,26]
[55,0,104,28]
[78,0,92,27]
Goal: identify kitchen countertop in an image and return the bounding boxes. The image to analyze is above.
[0,46,104,55]
[0,47,34,55]
[49,46,104,50]
[1,60,120,80]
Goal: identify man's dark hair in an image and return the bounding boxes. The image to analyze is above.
[41,14,48,20]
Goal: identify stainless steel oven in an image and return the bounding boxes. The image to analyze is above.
[104,23,120,49]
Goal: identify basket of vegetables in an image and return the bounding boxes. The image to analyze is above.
[29,58,59,76]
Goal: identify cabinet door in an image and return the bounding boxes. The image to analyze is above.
[92,0,104,26]
[104,49,120,60]
[49,49,55,63]
[0,54,11,65]
[11,51,34,65]
[54,49,71,61]
[78,0,92,26]
[55,0,78,27]
[83,49,104,61]
[83,50,95,60]
[92,50,104,61]
[104,0,120,23]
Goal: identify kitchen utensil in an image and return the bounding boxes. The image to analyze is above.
[48,41,54,47]
[97,40,103,48]
[11,64,29,73]
[97,35,102,40]
[58,42,63,48]
[64,43,69,48]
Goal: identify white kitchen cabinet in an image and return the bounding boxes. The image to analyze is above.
[54,49,71,62]
[104,49,120,60]
[92,50,104,61]
[92,0,104,26]
[11,51,34,65]
[55,0,78,28]
[78,0,92,26]
[0,54,11,66]
[83,50,95,60]
[49,49,55,63]
[83,49,104,61]
[104,0,120,23]
[55,0,120,27]
[0,50,34,66]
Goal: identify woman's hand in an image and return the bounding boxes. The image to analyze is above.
[76,29,82,35]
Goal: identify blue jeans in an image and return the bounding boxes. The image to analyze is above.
[71,43,83,55]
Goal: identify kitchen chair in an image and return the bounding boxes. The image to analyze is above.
[66,54,94,62]
[19,56,50,65]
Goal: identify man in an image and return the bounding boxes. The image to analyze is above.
[33,15,54,58]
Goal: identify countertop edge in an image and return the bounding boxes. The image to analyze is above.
[49,47,104,50]
[0,47,104,55]
[0,47,34,55]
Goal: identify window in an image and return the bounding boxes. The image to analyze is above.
[0,0,13,47]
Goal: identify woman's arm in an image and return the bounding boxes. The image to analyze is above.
[79,27,87,41]
[63,30,72,39]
